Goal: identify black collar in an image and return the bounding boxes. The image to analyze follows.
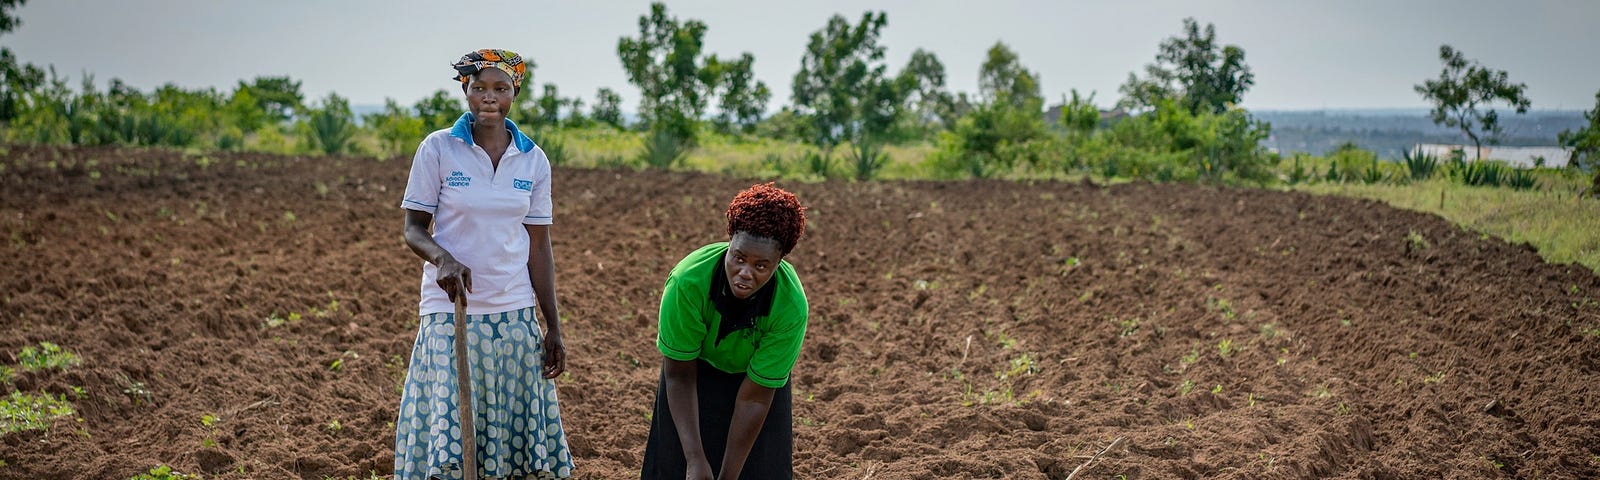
[709,261,776,346]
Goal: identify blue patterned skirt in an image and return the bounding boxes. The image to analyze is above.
[394,307,573,479]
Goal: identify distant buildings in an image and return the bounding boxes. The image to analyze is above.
[1411,144,1574,169]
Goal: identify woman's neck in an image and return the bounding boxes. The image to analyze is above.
[471,118,509,144]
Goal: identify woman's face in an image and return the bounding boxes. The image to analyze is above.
[724,232,783,299]
[465,68,515,124]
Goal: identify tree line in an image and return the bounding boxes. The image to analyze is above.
[2,1,1596,187]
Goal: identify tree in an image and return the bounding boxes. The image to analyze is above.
[365,98,425,158]
[534,83,564,130]
[237,76,304,124]
[0,48,42,123]
[791,11,909,180]
[0,0,23,34]
[979,42,1042,110]
[706,52,770,134]
[222,86,267,133]
[1118,18,1253,115]
[1,0,39,123]
[414,89,462,131]
[564,96,590,128]
[591,87,624,129]
[1559,90,1600,176]
[791,12,901,148]
[617,2,713,143]
[1415,45,1530,158]
[898,48,955,135]
[936,42,1046,177]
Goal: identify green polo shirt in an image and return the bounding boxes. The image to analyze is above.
[656,242,808,389]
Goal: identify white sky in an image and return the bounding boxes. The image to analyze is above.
[6,0,1598,111]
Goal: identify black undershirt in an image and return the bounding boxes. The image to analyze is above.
[708,260,776,346]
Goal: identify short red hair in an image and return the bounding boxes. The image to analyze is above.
[726,182,807,255]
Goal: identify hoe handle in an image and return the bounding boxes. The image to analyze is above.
[453,294,478,479]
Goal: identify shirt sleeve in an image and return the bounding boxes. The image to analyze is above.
[746,299,808,389]
[523,147,553,225]
[400,137,440,213]
[656,275,707,361]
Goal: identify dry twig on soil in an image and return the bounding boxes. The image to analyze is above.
[1065,436,1125,480]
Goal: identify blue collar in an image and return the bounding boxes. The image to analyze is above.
[449,112,536,153]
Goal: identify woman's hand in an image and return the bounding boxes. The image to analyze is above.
[685,458,714,480]
[434,255,472,302]
[541,330,566,379]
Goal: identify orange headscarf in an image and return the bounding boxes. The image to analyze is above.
[451,49,526,88]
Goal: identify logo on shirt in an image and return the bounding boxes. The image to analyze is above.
[446,171,472,187]
[513,178,532,191]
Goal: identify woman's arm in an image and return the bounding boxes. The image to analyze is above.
[526,224,564,379]
[403,209,471,300]
[716,378,776,480]
[664,357,715,480]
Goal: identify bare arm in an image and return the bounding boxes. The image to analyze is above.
[716,378,776,480]
[664,357,715,480]
[526,224,565,379]
[403,209,470,300]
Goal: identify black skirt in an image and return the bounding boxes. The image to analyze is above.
[641,359,793,480]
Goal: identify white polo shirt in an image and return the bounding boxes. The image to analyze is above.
[401,113,553,316]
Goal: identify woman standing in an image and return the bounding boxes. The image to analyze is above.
[642,183,809,480]
[395,48,573,479]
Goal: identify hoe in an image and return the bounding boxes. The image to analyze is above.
[454,294,478,479]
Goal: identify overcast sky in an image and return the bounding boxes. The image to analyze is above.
[7,0,1598,112]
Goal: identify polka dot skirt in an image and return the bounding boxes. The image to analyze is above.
[394,307,573,479]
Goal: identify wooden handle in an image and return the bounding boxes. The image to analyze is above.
[453,293,478,479]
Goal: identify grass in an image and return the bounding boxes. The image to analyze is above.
[1180,348,1200,366]
[556,126,941,181]
[957,352,1040,407]
[17,342,81,372]
[1299,178,1600,274]
[0,391,76,434]
[561,128,1600,276]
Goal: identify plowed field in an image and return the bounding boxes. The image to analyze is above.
[2,145,1597,479]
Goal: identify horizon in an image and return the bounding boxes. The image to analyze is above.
[7,1,1599,112]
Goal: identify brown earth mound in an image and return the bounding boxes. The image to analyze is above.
[1,145,1597,479]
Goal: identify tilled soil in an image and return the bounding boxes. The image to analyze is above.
[1,145,1598,479]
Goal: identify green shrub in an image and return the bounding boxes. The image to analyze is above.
[803,151,834,179]
[1402,149,1439,180]
[1361,156,1386,184]
[760,152,795,178]
[537,131,570,166]
[215,125,245,151]
[1325,142,1377,184]
[250,123,295,155]
[1505,167,1538,191]
[639,128,691,170]
[848,141,889,181]
[1094,99,1272,184]
[1286,153,1310,185]
[305,93,354,155]
[1449,157,1517,188]
[365,99,426,159]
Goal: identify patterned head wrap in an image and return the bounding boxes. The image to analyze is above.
[452,49,526,88]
